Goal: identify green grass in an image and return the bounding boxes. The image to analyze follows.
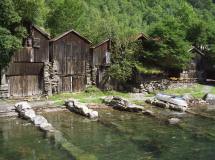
[135,64,163,75]
[49,86,130,105]
[49,84,215,105]
[160,84,215,98]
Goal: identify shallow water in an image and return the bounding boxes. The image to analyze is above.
[0,107,215,160]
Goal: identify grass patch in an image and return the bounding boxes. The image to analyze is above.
[49,86,130,105]
[135,64,163,75]
[160,84,215,98]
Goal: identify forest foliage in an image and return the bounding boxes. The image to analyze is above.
[1,0,215,81]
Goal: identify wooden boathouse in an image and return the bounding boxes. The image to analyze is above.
[49,30,92,93]
[90,39,111,89]
[180,46,205,81]
[0,24,50,97]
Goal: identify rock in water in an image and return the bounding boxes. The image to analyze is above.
[15,101,36,120]
[168,118,181,125]
[40,122,54,132]
[146,94,188,112]
[65,100,99,119]
[182,94,194,103]
[22,109,36,120]
[15,101,31,112]
[14,102,55,133]
[33,115,48,126]
[104,96,144,112]
[142,110,155,117]
[203,93,215,105]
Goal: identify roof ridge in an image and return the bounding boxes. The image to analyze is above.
[32,24,50,39]
[91,39,110,49]
[50,29,92,44]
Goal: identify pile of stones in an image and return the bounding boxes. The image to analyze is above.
[65,100,98,119]
[15,102,54,132]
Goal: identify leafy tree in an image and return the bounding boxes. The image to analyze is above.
[0,0,22,70]
[12,0,48,27]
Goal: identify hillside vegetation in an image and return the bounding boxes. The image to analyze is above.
[1,0,215,82]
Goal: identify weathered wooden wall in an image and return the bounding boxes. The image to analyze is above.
[5,26,50,97]
[91,40,111,66]
[8,75,42,97]
[181,50,205,81]
[12,28,49,63]
[50,31,90,92]
[91,40,111,89]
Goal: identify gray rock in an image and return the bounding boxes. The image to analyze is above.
[142,110,155,117]
[65,100,99,119]
[182,94,194,103]
[106,96,144,112]
[147,86,154,93]
[15,102,31,111]
[21,109,36,120]
[168,118,181,125]
[203,93,215,105]
[169,104,187,112]
[33,115,48,126]
[15,102,55,133]
[39,122,54,132]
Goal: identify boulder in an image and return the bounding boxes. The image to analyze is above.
[142,110,155,117]
[65,100,99,119]
[21,109,36,120]
[105,96,144,112]
[182,94,194,103]
[169,104,187,112]
[14,102,55,133]
[40,122,55,132]
[168,118,181,125]
[102,96,113,104]
[146,94,188,112]
[33,115,48,126]
[89,111,99,119]
[15,102,36,120]
[203,93,215,105]
[15,101,31,112]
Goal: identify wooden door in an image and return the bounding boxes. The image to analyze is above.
[8,75,42,97]
[62,76,72,92]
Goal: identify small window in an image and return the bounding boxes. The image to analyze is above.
[33,38,40,48]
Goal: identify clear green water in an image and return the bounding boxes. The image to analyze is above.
[1,108,215,160]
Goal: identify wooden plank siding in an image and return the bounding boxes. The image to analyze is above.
[6,63,43,76]
[50,30,91,92]
[91,39,111,67]
[12,27,49,63]
[4,25,50,97]
[90,39,111,89]
[8,75,42,97]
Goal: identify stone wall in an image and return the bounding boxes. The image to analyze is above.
[131,79,195,93]
[0,69,9,98]
[50,60,60,94]
[0,84,9,98]
[43,62,52,96]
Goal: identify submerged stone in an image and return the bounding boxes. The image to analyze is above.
[105,96,144,112]
[33,115,48,126]
[65,100,99,119]
[146,94,188,112]
[168,118,181,125]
